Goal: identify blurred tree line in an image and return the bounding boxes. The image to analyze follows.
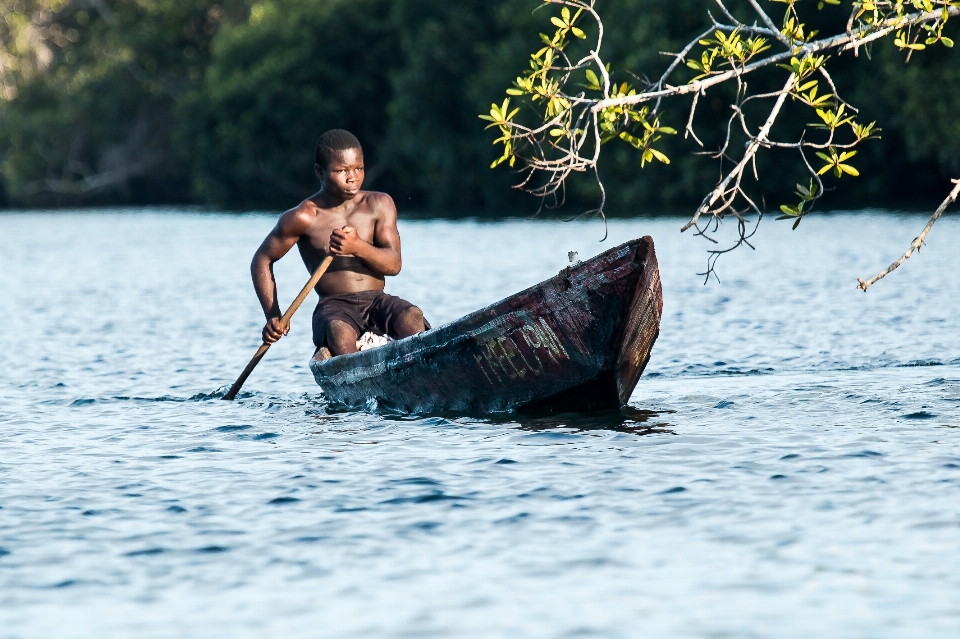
[0,0,957,213]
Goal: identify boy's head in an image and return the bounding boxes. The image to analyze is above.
[314,129,364,198]
[315,129,363,170]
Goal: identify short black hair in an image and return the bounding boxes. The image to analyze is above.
[315,129,363,169]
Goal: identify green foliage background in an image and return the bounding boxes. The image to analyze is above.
[0,0,957,213]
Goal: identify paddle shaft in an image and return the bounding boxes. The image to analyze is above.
[223,255,335,400]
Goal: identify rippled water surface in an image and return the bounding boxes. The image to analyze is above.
[2,210,959,638]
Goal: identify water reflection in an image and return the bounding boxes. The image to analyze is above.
[499,405,675,436]
[356,402,676,435]
[358,402,674,436]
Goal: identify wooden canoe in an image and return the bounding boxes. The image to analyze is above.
[309,235,663,414]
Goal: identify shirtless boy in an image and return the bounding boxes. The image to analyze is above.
[251,129,428,359]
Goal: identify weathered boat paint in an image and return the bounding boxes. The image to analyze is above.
[310,236,663,414]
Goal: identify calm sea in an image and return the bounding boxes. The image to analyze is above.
[1,210,959,638]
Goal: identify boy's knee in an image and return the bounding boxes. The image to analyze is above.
[393,306,425,338]
[398,306,424,329]
[325,320,359,355]
[328,319,353,331]
[400,306,423,322]
[328,320,357,338]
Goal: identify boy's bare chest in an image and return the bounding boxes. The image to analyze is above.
[302,209,377,251]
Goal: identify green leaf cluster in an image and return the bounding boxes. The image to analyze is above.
[816,147,860,177]
[686,29,771,81]
[479,99,520,167]
[777,179,819,228]
[484,4,677,174]
[599,91,677,166]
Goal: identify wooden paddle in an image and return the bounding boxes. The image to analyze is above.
[223,255,335,400]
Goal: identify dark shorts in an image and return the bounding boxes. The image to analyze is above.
[312,290,430,349]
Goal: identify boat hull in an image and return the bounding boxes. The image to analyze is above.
[310,236,662,414]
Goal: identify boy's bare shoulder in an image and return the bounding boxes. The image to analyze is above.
[358,190,397,217]
[275,199,320,236]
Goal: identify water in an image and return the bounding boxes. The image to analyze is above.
[1,210,959,638]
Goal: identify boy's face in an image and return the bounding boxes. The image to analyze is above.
[315,148,364,199]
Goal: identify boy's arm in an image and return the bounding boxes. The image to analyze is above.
[329,194,402,276]
[252,206,313,343]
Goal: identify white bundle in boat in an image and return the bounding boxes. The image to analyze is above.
[356,332,391,351]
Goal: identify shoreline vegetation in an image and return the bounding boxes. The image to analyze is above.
[1,0,957,215]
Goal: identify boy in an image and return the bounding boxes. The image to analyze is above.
[251,129,428,359]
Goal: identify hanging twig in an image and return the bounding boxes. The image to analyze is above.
[857,178,960,291]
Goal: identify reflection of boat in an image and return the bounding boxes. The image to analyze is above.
[501,406,675,436]
[310,236,663,414]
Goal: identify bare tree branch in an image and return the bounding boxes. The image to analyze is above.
[682,73,794,232]
[591,7,959,113]
[857,178,960,291]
